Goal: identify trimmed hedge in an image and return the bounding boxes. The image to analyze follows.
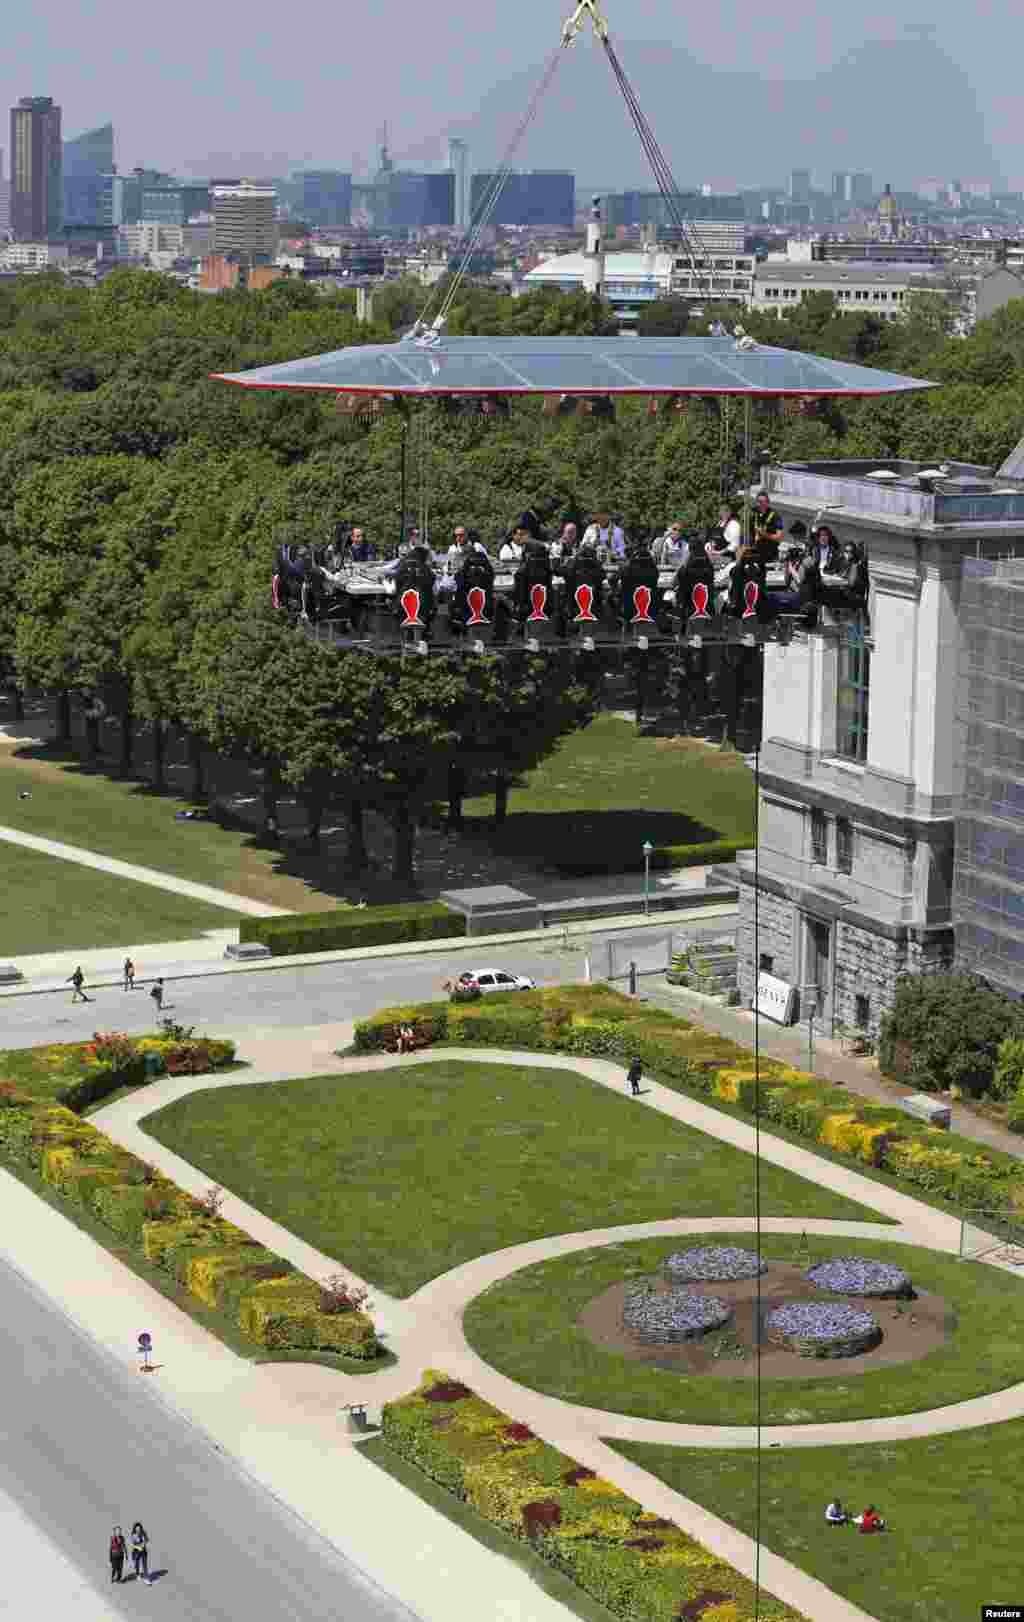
[239,902,464,958]
[546,837,743,876]
[382,1370,803,1622]
[0,1076,380,1362]
[353,984,1024,1217]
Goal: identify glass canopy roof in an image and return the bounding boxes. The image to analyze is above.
[212,335,936,398]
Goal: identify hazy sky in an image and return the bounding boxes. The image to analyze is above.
[6,0,1022,187]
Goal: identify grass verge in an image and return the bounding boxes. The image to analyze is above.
[0,839,237,955]
[609,1422,1024,1622]
[140,1060,884,1298]
[0,1151,393,1375]
[359,1436,620,1622]
[463,1230,1024,1425]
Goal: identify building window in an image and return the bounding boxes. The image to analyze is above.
[810,807,828,865]
[836,817,853,873]
[837,621,870,762]
[854,993,871,1030]
[759,952,774,973]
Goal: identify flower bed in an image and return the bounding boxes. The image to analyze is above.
[806,1256,913,1299]
[622,1285,733,1345]
[765,1301,882,1359]
[663,1245,766,1283]
[382,1369,805,1622]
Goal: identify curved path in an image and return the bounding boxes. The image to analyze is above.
[90,1035,1024,1622]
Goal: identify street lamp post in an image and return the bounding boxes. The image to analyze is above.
[642,840,654,917]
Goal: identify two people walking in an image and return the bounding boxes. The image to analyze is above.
[109,1521,151,1583]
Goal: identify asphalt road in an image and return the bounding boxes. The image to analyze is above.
[0,1254,424,1622]
[0,922,692,1048]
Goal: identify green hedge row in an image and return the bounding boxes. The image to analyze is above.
[547,838,743,876]
[239,901,465,956]
[382,1369,802,1622]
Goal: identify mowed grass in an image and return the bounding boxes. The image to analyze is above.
[611,1423,1024,1622]
[463,1230,1024,1425]
[0,840,237,955]
[461,715,755,870]
[140,1060,884,1297]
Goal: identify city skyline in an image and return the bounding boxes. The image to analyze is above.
[4,0,1020,191]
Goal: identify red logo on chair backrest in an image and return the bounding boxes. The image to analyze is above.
[527,583,549,622]
[690,582,710,619]
[742,580,760,619]
[573,583,597,622]
[400,588,424,627]
[466,586,489,626]
[631,584,654,624]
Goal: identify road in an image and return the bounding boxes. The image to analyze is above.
[0,920,706,1047]
[0,1254,424,1622]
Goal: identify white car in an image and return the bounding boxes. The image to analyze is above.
[459,968,536,994]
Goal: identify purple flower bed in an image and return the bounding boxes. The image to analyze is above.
[622,1285,733,1345]
[806,1256,913,1299]
[766,1301,882,1359]
[663,1245,766,1283]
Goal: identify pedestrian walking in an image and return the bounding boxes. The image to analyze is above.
[109,1526,126,1583]
[627,1055,643,1096]
[123,957,135,992]
[149,978,164,1013]
[130,1522,151,1584]
[67,966,92,1004]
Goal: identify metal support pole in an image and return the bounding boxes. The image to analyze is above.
[398,408,409,549]
[628,959,638,996]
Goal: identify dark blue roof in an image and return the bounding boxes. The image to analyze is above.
[212,334,936,398]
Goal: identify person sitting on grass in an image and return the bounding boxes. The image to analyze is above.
[855,1505,885,1533]
[396,1023,415,1055]
[825,1497,848,1526]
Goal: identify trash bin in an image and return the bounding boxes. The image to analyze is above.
[143,1051,165,1078]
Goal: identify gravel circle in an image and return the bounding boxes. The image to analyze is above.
[806,1256,913,1299]
[662,1246,766,1283]
[766,1301,882,1359]
[622,1285,733,1345]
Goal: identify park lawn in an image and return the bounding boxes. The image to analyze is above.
[0,840,237,956]
[611,1422,1024,1622]
[140,1060,884,1298]
[460,715,755,871]
[462,1230,1024,1426]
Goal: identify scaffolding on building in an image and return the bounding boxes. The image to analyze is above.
[953,556,1024,997]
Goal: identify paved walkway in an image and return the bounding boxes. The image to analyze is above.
[0,824,289,918]
[86,1033,1024,1622]
[650,982,1024,1161]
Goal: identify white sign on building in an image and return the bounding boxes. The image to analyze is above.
[755,972,797,1025]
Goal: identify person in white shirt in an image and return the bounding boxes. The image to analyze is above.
[825,1498,848,1526]
[653,522,689,569]
[499,536,523,563]
[582,510,625,559]
[446,525,469,571]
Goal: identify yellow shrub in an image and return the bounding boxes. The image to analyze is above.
[40,1145,75,1185]
[555,1507,637,1541]
[185,1249,260,1310]
[575,1475,627,1497]
[818,1113,861,1154]
[852,1122,900,1165]
[464,1462,544,1532]
[713,1069,758,1103]
[702,1603,742,1622]
[239,1276,318,1343]
[142,1218,197,1265]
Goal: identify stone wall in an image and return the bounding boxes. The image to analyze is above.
[738,885,794,1007]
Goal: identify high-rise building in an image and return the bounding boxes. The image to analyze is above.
[447,139,470,230]
[832,171,852,203]
[789,169,812,204]
[10,95,62,240]
[297,170,352,228]
[212,181,278,259]
[469,170,574,228]
[851,172,874,206]
[141,184,211,226]
[64,122,114,178]
[603,190,743,234]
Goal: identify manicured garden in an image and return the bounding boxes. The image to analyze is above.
[140,1058,881,1299]
[461,716,755,873]
[381,1370,804,1622]
[611,1420,1024,1622]
[0,838,238,955]
[463,1230,1024,1425]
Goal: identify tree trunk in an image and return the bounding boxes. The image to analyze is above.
[11,687,24,723]
[390,800,415,882]
[119,699,134,773]
[55,689,72,746]
[152,721,166,790]
[85,715,100,760]
[345,801,368,874]
[187,731,204,801]
[303,784,325,843]
[447,762,466,833]
[262,759,281,838]
[493,771,509,828]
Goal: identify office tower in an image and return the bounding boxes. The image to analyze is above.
[10,95,62,239]
[832,171,852,203]
[297,170,352,228]
[212,180,278,258]
[141,184,211,225]
[447,138,469,229]
[64,123,114,177]
[603,189,742,233]
[851,172,874,205]
[788,168,812,204]
[469,170,575,227]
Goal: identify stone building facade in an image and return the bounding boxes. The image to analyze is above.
[739,456,1024,1039]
